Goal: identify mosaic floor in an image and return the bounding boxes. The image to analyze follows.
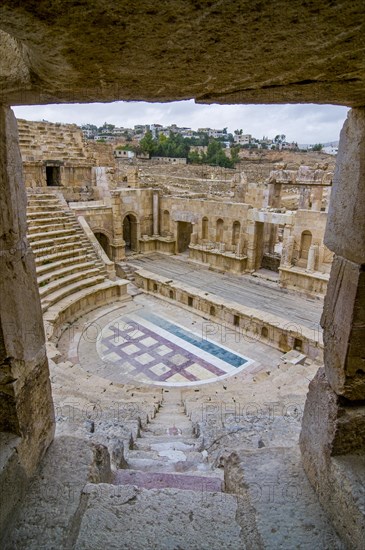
[96,307,252,386]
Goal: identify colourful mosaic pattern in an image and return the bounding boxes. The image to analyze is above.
[96,309,251,386]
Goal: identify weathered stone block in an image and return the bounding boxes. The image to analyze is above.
[300,368,365,548]
[325,108,365,263]
[300,369,365,466]
[321,256,365,399]
[0,106,55,536]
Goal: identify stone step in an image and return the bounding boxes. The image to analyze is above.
[37,260,99,286]
[34,243,90,261]
[142,424,193,437]
[27,198,60,205]
[27,204,62,213]
[75,484,241,549]
[39,268,103,299]
[27,193,60,200]
[42,280,130,331]
[28,214,70,224]
[41,274,106,313]
[27,221,74,233]
[225,446,344,549]
[30,234,82,250]
[134,437,199,452]
[124,453,214,475]
[113,470,223,492]
[28,228,76,242]
[27,209,68,218]
[36,254,91,275]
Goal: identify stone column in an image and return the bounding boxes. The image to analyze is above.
[110,191,125,260]
[311,186,323,211]
[0,107,55,534]
[300,108,365,548]
[280,224,294,266]
[153,191,159,236]
[190,223,198,245]
[298,186,311,209]
[268,182,282,208]
[266,224,277,255]
[245,220,257,270]
[281,235,295,267]
[306,244,318,272]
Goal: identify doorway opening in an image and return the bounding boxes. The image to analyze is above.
[46,165,61,186]
[177,221,193,253]
[123,214,138,253]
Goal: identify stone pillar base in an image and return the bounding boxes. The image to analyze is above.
[300,368,365,548]
[111,240,126,261]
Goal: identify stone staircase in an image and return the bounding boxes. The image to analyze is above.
[117,261,136,282]
[18,119,91,164]
[115,390,224,492]
[27,192,129,337]
[4,385,346,549]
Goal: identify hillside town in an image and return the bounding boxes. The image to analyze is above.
[80,122,337,155]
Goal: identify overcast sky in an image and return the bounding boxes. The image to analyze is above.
[13,100,349,144]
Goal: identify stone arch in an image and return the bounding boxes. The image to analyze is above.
[202,216,209,240]
[232,220,240,246]
[123,212,139,252]
[300,230,312,260]
[216,218,224,243]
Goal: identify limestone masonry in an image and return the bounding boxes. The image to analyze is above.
[0,4,364,549]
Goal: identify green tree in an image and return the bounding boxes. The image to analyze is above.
[188,150,202,164]
[230,146,240,163]
[206,140,234,168]
[312,143,323,151]
[139,130,156,155]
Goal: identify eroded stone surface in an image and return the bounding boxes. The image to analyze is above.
[224,447,344,549]
[321,256,365,399]
[300,368,365,548]
[4,436,112,550]
[0,106,54,540]
[0,2,364,106]
[76,484,243,550]
[325,108,365,263]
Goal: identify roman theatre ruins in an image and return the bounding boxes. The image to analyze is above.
[0,2,364,548]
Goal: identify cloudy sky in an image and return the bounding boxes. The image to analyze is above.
[13,100,349,144]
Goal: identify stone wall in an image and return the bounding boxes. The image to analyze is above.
[0,108,55,541]
[18,119,94,191]
[134,268,323,362]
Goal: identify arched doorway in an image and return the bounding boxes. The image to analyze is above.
[94,232,111,259]
[123,213,138,252]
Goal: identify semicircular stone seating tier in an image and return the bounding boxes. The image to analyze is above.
[26,191,127,337]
